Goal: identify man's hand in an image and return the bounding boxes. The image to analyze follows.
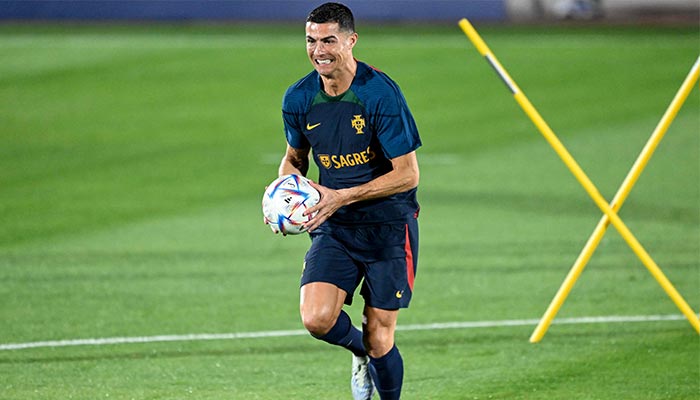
[303,180,348,232]
[301,151,419,232]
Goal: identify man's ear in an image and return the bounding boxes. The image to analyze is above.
[347,32,358,49]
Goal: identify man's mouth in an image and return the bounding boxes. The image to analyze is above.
[316,59,332,65]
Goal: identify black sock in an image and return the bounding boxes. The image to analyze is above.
[314,310,366,357]
[369,344,403,400]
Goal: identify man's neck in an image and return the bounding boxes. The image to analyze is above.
[320,60,357,97]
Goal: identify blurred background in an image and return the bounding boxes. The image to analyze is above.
[1,0,698,24]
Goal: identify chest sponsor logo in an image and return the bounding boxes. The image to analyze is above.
[351,115,365,134]
[317,146,376,170]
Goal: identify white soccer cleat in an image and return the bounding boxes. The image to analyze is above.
[351,355,375,400]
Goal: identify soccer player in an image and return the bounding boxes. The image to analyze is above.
[274,2,421,399]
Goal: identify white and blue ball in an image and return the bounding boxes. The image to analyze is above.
[262,174,320,235]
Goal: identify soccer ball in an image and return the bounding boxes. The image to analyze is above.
[262,174,320,235]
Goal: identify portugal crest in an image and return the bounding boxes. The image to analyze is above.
[351,115,365,134]
[318,154,331,169]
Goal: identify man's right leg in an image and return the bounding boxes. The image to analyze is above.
[300,282,374,399]
[300,282,365,355]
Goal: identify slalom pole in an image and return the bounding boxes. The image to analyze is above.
[458,18,700,335]
[530,56,700,342]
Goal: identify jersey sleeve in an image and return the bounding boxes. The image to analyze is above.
[373,88,421,159]
[357,68,421,159]
[282,86,310,150]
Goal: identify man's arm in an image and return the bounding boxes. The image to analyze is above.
[337,151,419,204]
[304,151,419,232]
[279,144,310,177]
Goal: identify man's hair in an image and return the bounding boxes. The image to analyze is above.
[306,2,355,33]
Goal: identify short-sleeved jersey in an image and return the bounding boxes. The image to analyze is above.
[282,61,421,225]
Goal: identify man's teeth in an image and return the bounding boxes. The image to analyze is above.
[317,59,331,65]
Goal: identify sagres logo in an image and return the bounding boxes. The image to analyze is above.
[317,146,375,170]
[318,154,331,169]
[351,115,365,134]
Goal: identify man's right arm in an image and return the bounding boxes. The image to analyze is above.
[279,144,310,177]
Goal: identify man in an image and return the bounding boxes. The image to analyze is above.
[273,3,421,399]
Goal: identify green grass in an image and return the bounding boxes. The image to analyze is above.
[0,23,698,399]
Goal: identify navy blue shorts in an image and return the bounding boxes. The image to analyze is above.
[300,215,418,310]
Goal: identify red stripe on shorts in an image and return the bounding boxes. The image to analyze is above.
[404,224,415,291]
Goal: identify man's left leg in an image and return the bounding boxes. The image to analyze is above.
[363,306,403,400]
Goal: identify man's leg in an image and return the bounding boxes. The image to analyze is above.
[363,306,403,400]
[300,282,374,399]
[299,281,366,355]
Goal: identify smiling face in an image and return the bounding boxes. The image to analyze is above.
[305,21,357,81]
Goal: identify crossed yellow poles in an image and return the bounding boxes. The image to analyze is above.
[458,18,700,341]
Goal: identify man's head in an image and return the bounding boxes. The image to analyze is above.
[306,2,355,34]
[305,3,358,80]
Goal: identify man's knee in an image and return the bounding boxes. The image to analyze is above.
[300,282,347,337]
[301,307,337,337]
[362,308,399,357]
[362,328,394,358]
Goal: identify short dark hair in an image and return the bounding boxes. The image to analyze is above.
[306,2,355,33]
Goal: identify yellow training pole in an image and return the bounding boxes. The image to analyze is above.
[530,56,700,342]
[458,18,700,335]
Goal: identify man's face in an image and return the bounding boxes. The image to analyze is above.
[305,22,357,78]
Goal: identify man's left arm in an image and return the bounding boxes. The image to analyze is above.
[304,151,419,232]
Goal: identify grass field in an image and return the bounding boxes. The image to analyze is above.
[0,22,698,399]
